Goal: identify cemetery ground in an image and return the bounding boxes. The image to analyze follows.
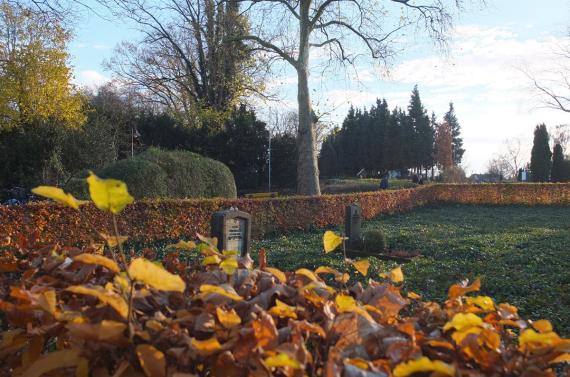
[250,204,570,336]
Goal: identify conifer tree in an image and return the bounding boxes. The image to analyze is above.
[444,102,465,165]
[551,143,565,182]
[530,124,552,182]
[407,86,434,173]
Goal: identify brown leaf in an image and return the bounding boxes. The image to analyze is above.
[252,312,278,349]
[448,278,481,300]
[21,349,85,377]
[136,344,166,377]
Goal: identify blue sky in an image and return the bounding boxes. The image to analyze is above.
[69,0,570,174]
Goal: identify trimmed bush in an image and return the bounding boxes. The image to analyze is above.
[363,229,387,253]
[137,148,237,199]
[64,148,237,200]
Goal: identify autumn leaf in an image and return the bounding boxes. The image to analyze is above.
[216,307,241,328]
[351,259,370,276]
[335,294,374,322]
[202,255,222,266]
[86,171,134,214]
[191,337,222,356]
[73,254,120,273]
[393,357,455,377]
[165,240,196,251]
[448,278,481,300]
[295,268,319,282]
[98,233,129,248]
[31,186,86,209]
[197,233,218,249]
[128,258,185,292]
[136,344,166,377]
[268,299,297,319]
[264,267,287,283]
[532,320,553,333]
[198,284,242,301]
[21,349,86,377]
[264,353,301,369]
[67,320,127,343]
[219,258,238,275]
[315,266,350,284]
[66,285,128,319]
[323,231,345,253]
[519,329,560,350]
[379,266,404,283]
[444,313,485,332]
[466,296,495,311]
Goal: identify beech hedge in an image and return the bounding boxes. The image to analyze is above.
[1,184,569,247]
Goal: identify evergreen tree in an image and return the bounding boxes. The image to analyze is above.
[407,86,434,173]
[530,124,552,182]
[444,102,465,165]
[551,143,565,182]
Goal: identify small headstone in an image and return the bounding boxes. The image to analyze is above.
[211,209,251,256]
[345,204,363,249]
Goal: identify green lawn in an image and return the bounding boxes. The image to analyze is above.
[252,204,570,335]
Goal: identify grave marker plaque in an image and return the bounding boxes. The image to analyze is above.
[345,204,363,249]
[211,209,251,256]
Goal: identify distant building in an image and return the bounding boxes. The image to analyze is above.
[469,173,503,183]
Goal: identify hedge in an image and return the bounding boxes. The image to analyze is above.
[1,183,569,247]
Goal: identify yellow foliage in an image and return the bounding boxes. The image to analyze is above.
[323,231,344,253]
[86,172,134,214]
[351,259,370,276]
[466,296,495,311]
[268,299,297,319]
[31,186,85,209]
[393,357,455,377]
[198,284,242,301]
[379,266,404,283]
[65,285,128,319]
[264,353,301,369]
[219,258,238,275]
[216,307,241,328]
[165,240,197,251]
[73,254,120,273]
[190,337,222,356]
[128,258,186,293]
[519,329,560,350]
[264,267,287,283]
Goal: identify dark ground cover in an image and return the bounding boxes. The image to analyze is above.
[251,204,570,335]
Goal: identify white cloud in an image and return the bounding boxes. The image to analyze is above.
[74,70,110,90]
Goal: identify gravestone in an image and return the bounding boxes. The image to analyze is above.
[345,204,363,249]
[210,209,251,256]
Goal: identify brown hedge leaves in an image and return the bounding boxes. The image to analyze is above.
[1,238,570,377]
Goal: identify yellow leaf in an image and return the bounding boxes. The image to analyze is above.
[451,326,483,345]
[219,258,238,275]
[379,266,404,283]
[86,171,134,214]
[36,290,57,316]
[67,320,127,343]
[443,313,484,332]
[73,254,120,273]
[407,291,421,300]
[519,329,560,349]
[268,299,297,319]
[315,266,349,283]
[216,307,241,328]
[202,255,222,266]
[136,344,166,377]
[264,353,301,369]
[323,231,344,253]
[196,233,218,249]
[21,349,86,377]
[222,250,239,256]
[264,267,287,283]
[165,240,196,251]
[31,186,85,210]
[295,268,319,282]
[466,295,495,311]
[199,284,242,301]
[532,320,553,333]
[66,285,128,319]
[190,337,222,356]
[98,233,129,248]
[393,356,455,377]
[550,353,570,364]
[335,294,374,322]
[352,259,370,276]
[128,258,185,293]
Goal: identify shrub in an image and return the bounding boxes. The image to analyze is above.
[363,229,387,253]
[137,147,237,198]
[440,165,467,183]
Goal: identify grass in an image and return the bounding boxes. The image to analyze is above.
[251,204,570,336]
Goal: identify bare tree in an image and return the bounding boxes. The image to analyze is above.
[103,0,265,125]
[231,0,479,195]
[487,137,526,180]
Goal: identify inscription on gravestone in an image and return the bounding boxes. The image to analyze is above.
[345,203,363,249]
[211,209,251,256]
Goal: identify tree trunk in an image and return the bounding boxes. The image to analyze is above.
[296,1,321,196]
